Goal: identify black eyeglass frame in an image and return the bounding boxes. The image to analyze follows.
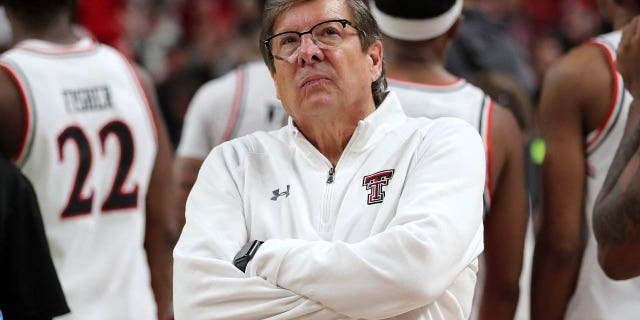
[263,19,362,59]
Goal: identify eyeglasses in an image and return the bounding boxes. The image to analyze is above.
[264,19,361,61]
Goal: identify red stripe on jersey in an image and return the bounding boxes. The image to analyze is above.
[585,41,619,150]
[485,98,495,203]
[118,53,159,144]
[387,76,464,88]
[221,67,245,143]
[0,63,32,164]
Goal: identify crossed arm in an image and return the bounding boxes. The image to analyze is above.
[173,122,485,319]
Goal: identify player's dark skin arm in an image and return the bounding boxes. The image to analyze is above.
[593,17,640,280]
[135,65,179,320]
[0,64,26,159]
[478,105,529,320]
[173,157,203,230]
[532,43,612,320]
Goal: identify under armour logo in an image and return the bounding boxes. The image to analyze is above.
[271,185,290,201]
[362,170,394,205]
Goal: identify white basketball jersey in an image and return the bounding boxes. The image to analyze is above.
[177,61,286,159]
[564,31,639,320]
[0,38,158,320]
[388,78,494,208]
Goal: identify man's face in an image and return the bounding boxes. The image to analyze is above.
[269,0,383,122]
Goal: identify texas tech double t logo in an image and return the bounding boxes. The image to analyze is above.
[362,169,395,205]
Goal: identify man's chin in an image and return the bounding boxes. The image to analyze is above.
[295,99,339,118]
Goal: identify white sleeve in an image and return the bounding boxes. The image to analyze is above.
[173,145,350,320]
[176,70,238,160]
[246,120,486,319]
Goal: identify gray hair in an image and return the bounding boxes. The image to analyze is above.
[260,0,388,106]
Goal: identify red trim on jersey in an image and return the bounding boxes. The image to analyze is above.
[221,67,245,143]
[118,53,159,144]
[585,41,619,150]
[15,39,99,55]
[0,63,32,163]
[485,99,495,202]
[387,76,464,88]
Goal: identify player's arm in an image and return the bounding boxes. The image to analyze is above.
[593,17,640,280]
[173,157,202,229]
[173,90,209,230]
[245,120,485,319]
[173,71,237,230]
[531,45,610,319]
[173,146,348,320]
[134,65,178,320]
[478,105,528,320]
[594,99,640,280]
[0,64,26,160]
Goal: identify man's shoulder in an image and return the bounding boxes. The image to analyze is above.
[214,127,289,156]
[409,114,476,133]
[404,115,481,151]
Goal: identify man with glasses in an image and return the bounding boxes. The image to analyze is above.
[173,0,485,319]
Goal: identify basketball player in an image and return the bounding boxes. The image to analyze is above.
[532,0,640,318]
[0,1,175,319]
[370,0,528,319]
[593,14,640,280]
[175,60,286,228]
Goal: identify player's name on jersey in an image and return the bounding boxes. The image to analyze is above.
[63,86,113,113]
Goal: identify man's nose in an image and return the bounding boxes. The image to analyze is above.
[297,34,324,65]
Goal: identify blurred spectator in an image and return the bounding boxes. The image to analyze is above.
[156,51,211,147]
[76,0,131,56]
[561,0,602,46]
[527,0,564,35]
[0,7,10,51]
[153,0,264,146]
[471,72,534,136]
[445,0,537,96]
[530,33,566,100]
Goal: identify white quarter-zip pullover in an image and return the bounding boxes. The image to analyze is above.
[174,92,485,320]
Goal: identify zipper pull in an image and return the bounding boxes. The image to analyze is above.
[326,167,335,184]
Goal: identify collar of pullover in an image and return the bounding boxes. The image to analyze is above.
[287,91,408,164]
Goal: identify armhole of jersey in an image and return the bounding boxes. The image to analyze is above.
[220,66,246,144]
[585,40,622,153]
[117,50,160,144]
[479,95,494,211]
[0,62,34,166]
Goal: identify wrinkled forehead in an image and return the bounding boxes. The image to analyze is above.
[272,0,352,33]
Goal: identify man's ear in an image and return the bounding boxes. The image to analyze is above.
[368,40,383,80]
